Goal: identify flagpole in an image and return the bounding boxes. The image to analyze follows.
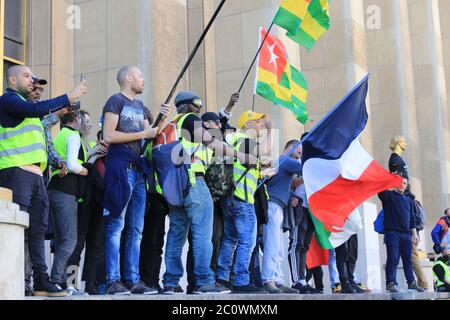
[251,26,263,112]
[237,21,275,94]
[140,0,227,156]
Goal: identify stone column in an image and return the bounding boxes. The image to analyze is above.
[408,0,450,250]
[0,188,29,300]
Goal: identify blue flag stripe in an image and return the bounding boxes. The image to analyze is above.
[301,75,369,163]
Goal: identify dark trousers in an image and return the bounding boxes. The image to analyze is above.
[67,199,106,285]
[384,231,414,285]
[139,193,169,286]
[187,202,223,292]
[288,207,315,284]
[0,167,49,277]
[335,234,358,285]
[306,266,324,291]
[249,226,263,287]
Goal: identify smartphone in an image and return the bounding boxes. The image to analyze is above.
[80,73,87,82]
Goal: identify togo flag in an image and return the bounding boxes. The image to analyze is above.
[301,75,402,248]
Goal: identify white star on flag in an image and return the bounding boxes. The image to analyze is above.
[268,43,279,70]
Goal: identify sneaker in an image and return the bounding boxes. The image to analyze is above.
[332,283,342,294]
[193,283,231,295]
[67,286,89,296]
[85,283,99,296]
[341,282,357,294]
[262,281,282,294]
[276,284,299,294]
[356,283,371,293]
[145,283,164,294]
[126,281,158,295]
[408,281,425,293]
[25,288,33,297]
[352,283,366,294]
[216,279,232,289]
[106,281,131,295]
[386,282,400,293]
[232,285,268,294]
[164,285,185,295]
[292,283,313,294]
[33,275,68,297]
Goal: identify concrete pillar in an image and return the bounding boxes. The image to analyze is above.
[0,188,29,300]
[408,0,450,250]
[357,202,383,293]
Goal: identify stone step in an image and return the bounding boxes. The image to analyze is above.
[27,292,450,301]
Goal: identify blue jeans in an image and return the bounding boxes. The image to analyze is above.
[328,249,340,287]
[163,178,215,288]
[384,231,415,285]
[216,197,257,287]
[105,168,146,284]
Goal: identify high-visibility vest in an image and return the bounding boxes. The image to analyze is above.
[433,260,450,288]
[176,113,209,186]
[230,132,259,204]
[51,127,87,177]
[0,93,47,172]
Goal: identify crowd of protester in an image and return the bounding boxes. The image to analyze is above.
[1,65,449,297]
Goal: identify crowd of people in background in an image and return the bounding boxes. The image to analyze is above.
[0,64,449,297]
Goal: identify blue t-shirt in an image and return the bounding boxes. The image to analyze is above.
[103,93,151,154]
[267,156,302,209]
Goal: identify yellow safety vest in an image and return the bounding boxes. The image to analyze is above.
[230,132,259,204]
[0,93,47,172]
[176,113,209,186]
[433,260,450,288]
[51,127,87,177]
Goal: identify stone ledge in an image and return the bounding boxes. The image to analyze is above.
[0,201,29,228]
[0,188,12,201]
[27,292,450,301]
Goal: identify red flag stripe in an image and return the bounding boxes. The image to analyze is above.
[308,160,403,231]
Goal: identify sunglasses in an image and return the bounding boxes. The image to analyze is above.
[192,98,202,109]
[33,87,44,93]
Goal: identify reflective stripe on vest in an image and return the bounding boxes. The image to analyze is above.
[0,117,47,172]
[51,127,87,177]
[231,132,259,204]
[433,260,450,287]
[176,113,207,185]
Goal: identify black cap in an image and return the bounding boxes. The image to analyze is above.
[32,76,48,85]
[201,112,220,123]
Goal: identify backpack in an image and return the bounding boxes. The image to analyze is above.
[150,115,193,207]
[412,200,426,231]
[204,138,252,202]
[374,209,385,234]
[204,158,233,202]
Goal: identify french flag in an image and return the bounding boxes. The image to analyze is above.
[302,75,402,232]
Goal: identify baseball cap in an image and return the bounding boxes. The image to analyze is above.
[237,110,265,129]
[174,91,202,109]
[32,76,48,85]
[201,112,220,123]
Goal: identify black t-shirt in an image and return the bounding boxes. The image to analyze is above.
[180,113,202,143]
[389,153,409,179]
[103,93,151,154]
